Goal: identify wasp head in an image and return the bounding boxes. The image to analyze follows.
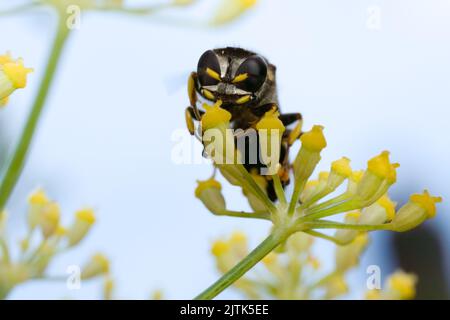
[196,47,270,107]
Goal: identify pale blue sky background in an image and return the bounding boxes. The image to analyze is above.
[0,0,449,299]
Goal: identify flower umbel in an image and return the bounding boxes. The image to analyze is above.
[0,189,106,299]
[0,52,32,107]
[193,107,442,299]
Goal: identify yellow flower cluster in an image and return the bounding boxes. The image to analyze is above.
[0,189,109,299]
[0,52,32,108]
[366,270,417,300]
[211,0,258,26]
[195,101,441,300]
[195,101,441,236]
[211,231,418,300]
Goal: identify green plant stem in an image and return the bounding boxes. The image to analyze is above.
[303,220,394,232]
[235,164,278,214]
[303,230,351,246]
[194,230,288,300]
[0,17,70,211]
[217,210,270,220]
[0,237,10,263]
[272,173,287,205]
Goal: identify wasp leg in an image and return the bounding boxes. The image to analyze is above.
[185,106,205,135]
[185,107,197,135]
[279,113,303,145]
[188,72,202,120]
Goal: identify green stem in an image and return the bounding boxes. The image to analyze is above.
[287,180,305,215]
[303,230,351,246]
[0,237,10,263]
[303,220,393,232]
[235,164,278,215]
[0,16,70,211]
[194,230,288,300]
[272,173,287,205]
[217,210,270,220]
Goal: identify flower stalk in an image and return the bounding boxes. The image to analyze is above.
[0,15,71,211]
[195,228,289,300]
[193,103,442,299]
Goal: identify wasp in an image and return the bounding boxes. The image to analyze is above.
[185,47,303,200]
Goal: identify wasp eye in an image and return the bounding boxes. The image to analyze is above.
[197,50,221,86]
[234,55,267,92]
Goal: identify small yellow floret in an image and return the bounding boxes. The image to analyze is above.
[331,157,352,177]
[241,0,257,9]
[367,151,399,183]
[28,189,49,205]
[0,52,13,65]
[305,179,319,189]
[2,61,33,89]
[318,171,329,182]
[211,240,230,257]
[93,254,110,273]
[308,255,321,270]
[345,211,361,220]
[366,290,381,300]
[262,252,277,266]
[255,109,285,132]
[195,179,222,198]
[55,225,67,236]
[388,271,417,299]
[76,208,96,224]
[349,170,364,182]
[377,195,397,221]
[43,203,60,222]
[409,190,442,218]
[354,232,369,246]
[300,125,327,152]
[0,97,9,107]
[201,100,231,130]
[230,231,247,245]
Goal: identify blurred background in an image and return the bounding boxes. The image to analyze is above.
[0,0,449,299]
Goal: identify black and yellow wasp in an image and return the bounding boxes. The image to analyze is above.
[185,47,303,200]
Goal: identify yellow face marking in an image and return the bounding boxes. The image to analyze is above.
[235,95,251,104]
[202,88,215,100]
[206,68,221,81]
[232,73,248,83]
